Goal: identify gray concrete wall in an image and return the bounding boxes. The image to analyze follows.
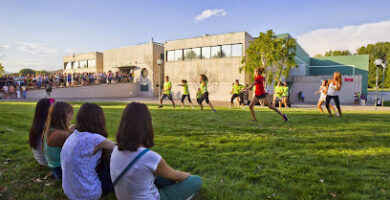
[25,83,140,99]
[289,75,362,104]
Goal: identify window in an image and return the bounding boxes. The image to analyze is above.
[167,51,175,62]
[73,61,79,69]
[221,45,231,57]
[192,48,201,59]
[201,47,210,59]
[231,44,243,57]
[64,62,72,70]
[184,48,200,60]
[211,46,222,58]
[87,60,96,68]
[175,50,183,61]
[80,60,87,68]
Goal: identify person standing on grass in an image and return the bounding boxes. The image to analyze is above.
[282,82,289,108]
[315,80,336,114]
[272,81,284,110]
[230,79,245,108]
[21,84,27,99]
[197,74,216,112]
[178,80,193,108]
[243,68,288,122]
[42,101,74,179]
[29,98,55,166]
[158,76,175,108]
[325,71,342,117]
[61,103,115,199]
[110,102,202,200]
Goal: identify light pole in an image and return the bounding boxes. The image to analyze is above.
[157,59,163,98]
[374,59,383,110]
[382,63,387,107]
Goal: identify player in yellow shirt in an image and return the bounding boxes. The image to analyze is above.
[282,82,289,109]
[273,81,284,110]
[178,79,193,108]
[158,76,175,108]
[230,80,245,108]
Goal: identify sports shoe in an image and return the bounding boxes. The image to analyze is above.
[158,105,163,108]
[282,114,288,122]
[212,109,217,113]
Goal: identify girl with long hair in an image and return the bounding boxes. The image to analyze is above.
[325,71,342,117]
[314,80,336,114]
[178,79,194,108]
[110,102,202,200]
[197,74,216,112]
[42,101,73,179]
[243,68,288,122]
[61,103,115,199]
[29,98,55,166]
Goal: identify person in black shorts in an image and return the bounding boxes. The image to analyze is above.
[158,76,175,108]
[178,80,193,108]
[197,74,216,112]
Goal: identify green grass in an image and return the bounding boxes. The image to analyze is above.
[1,102,390,200]
[367,88,390,92]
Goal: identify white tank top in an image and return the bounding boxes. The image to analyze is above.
[327,82,339,96]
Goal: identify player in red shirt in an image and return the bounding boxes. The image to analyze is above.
[243,68,288,122]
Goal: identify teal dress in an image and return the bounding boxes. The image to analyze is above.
[44,138,62,179]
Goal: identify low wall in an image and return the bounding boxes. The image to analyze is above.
[289,75,362,104]
[26,83,140,99]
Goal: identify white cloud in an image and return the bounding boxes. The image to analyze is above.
[16,42,58,55]
[296,20,390,56]
[0,44,11,49]
[194,9,227,22]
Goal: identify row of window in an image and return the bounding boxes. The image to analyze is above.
[64,60,96,70]
[166,43,243,62]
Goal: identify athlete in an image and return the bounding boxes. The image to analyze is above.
[158,76,175,108]
[314,80,336,114]
[243,68,288,122]
[197,74,216,112]
[273,81,284,110]
[325,71,342,117]
[282,82,289,108]
[178,80,193,108]
[230,80,245,108]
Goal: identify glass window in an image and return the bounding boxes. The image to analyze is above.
[167,51,175,62]
[64,62,72,70]
[73,61,79,69]
[211,46,222,58]
[175,50,183,61]
[184,49,196,60]
[231,44,243,57]
[221,45,231,57]
[201,47,210,59]
[88,60,96,68]
[80,60,87,68]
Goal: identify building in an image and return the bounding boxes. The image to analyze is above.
[63,52,103,74]
[62,31,369,103]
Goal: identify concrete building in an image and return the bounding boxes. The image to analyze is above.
[63,52,103,74]
[103,41,164,97]
[164,32,253,101]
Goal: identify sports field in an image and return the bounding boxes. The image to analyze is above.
[1,101,390,199]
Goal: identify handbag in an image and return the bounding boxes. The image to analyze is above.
[112,148,150,186]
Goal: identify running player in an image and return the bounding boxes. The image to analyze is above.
[314,80,336,114]
[178,79,193,108]
[243,68,288,122]
[282,82,289,108]
[197,74,216,112]
[326,71,342,117]
[158,76,175,108]
[230,80,245,108]
[272,81,284,110]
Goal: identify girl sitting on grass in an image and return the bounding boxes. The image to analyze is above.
[42,101,73,179]
[29,98,55,166]
[243,68,288,122]
[110,102,202,200]
[61,103,115,199]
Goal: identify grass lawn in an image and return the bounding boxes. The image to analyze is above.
[367,88,390,92]
[1,102,390,200]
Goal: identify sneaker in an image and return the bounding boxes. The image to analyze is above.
[335,112,340,117]
[158,105,163,108]
[282,114,288,122]
[212,109,217,113]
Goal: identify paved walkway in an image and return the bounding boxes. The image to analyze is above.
[1,97,390,111]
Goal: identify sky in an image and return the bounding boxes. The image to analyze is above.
[0,0,390,73]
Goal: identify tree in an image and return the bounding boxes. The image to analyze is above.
[314,54,323,58]
[0,63,4,77]
[19,68,36,75]
[273,36,297,83]
[324,50,352,56]
[357,42,390,88]
[240,30,276,85]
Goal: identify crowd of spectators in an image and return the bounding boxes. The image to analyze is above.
[0,71,135,99]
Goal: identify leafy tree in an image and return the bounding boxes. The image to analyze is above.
[273,36,297,83]
[324,50,352,56]
[19,68,36,75]
[357,42,390,88]
[314,54,322,58]
[240,30,276,84]
[0,62,5,77]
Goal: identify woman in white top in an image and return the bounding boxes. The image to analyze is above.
[314,80,336,114]
[325,71,342,117]
[110,102,202,200]
[29,98,55,166]
[61,103,115,199]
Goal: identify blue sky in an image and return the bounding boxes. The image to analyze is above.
[1,0,390,72]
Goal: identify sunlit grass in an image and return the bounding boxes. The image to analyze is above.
[1,101,390,199]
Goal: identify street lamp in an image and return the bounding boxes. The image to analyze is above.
[157,59,163,98]
[382,63,387,107]
[374,59,384,110]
